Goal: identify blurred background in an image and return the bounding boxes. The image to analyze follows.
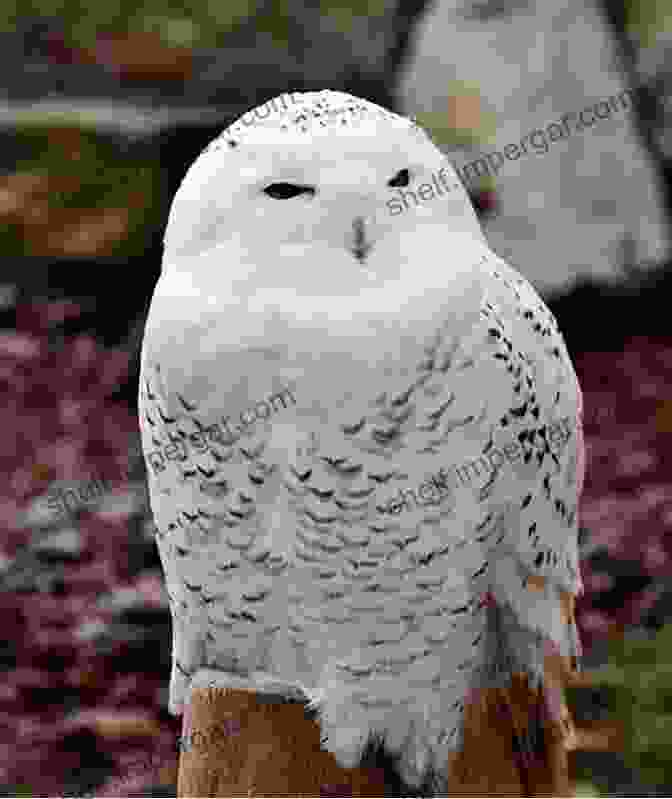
[0,0,671,795]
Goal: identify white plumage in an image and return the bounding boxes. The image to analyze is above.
[139,90,584,789]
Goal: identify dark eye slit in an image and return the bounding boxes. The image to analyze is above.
[388,168,411,188]
[263,183,316,199]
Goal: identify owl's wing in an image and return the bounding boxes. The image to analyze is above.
[470,251,585,748]
[481,251,584,627]
[138,336,301,716]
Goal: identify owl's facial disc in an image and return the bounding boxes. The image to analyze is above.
[255,153,422,269]
[161,90,485,272]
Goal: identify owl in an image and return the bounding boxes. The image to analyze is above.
[139,89,585,796]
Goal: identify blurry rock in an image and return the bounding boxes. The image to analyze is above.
[32,528,83,562]
[0,284,17,310]
[95,486,146,522]
[97,587,148,614]
[0,561,40,592]
[35,569,68,594]
[97,574,168,615]
[73,619,109,642]
[396,0,670,296]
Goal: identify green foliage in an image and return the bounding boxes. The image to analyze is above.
[0,0,392,48]
[319,0,389,33]
[2,0,668,64]
[625,0,672,50]
[0,125,162,258]
[4,784,33,797]
[585,625,672,789]
[573,780,603,797]
[253,0,294,49]
[0,0,258,47]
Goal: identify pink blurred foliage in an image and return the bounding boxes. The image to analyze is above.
[0,333,42,359]
[131,572,168,606]
[626,585,663,621]
[1,299,180,795]
[2,299,137,538]
[582,571,615,593]
[574,335,672,649]
[579,611,612,636]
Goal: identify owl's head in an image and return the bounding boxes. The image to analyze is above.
[161,90,485,291]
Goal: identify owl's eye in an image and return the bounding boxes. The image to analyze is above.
[387,168,411,188]
[263,183,316,199]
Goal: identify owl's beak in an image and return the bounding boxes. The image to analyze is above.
[351,216,373,262]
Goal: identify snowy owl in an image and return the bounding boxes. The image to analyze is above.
[139,89,585,796]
